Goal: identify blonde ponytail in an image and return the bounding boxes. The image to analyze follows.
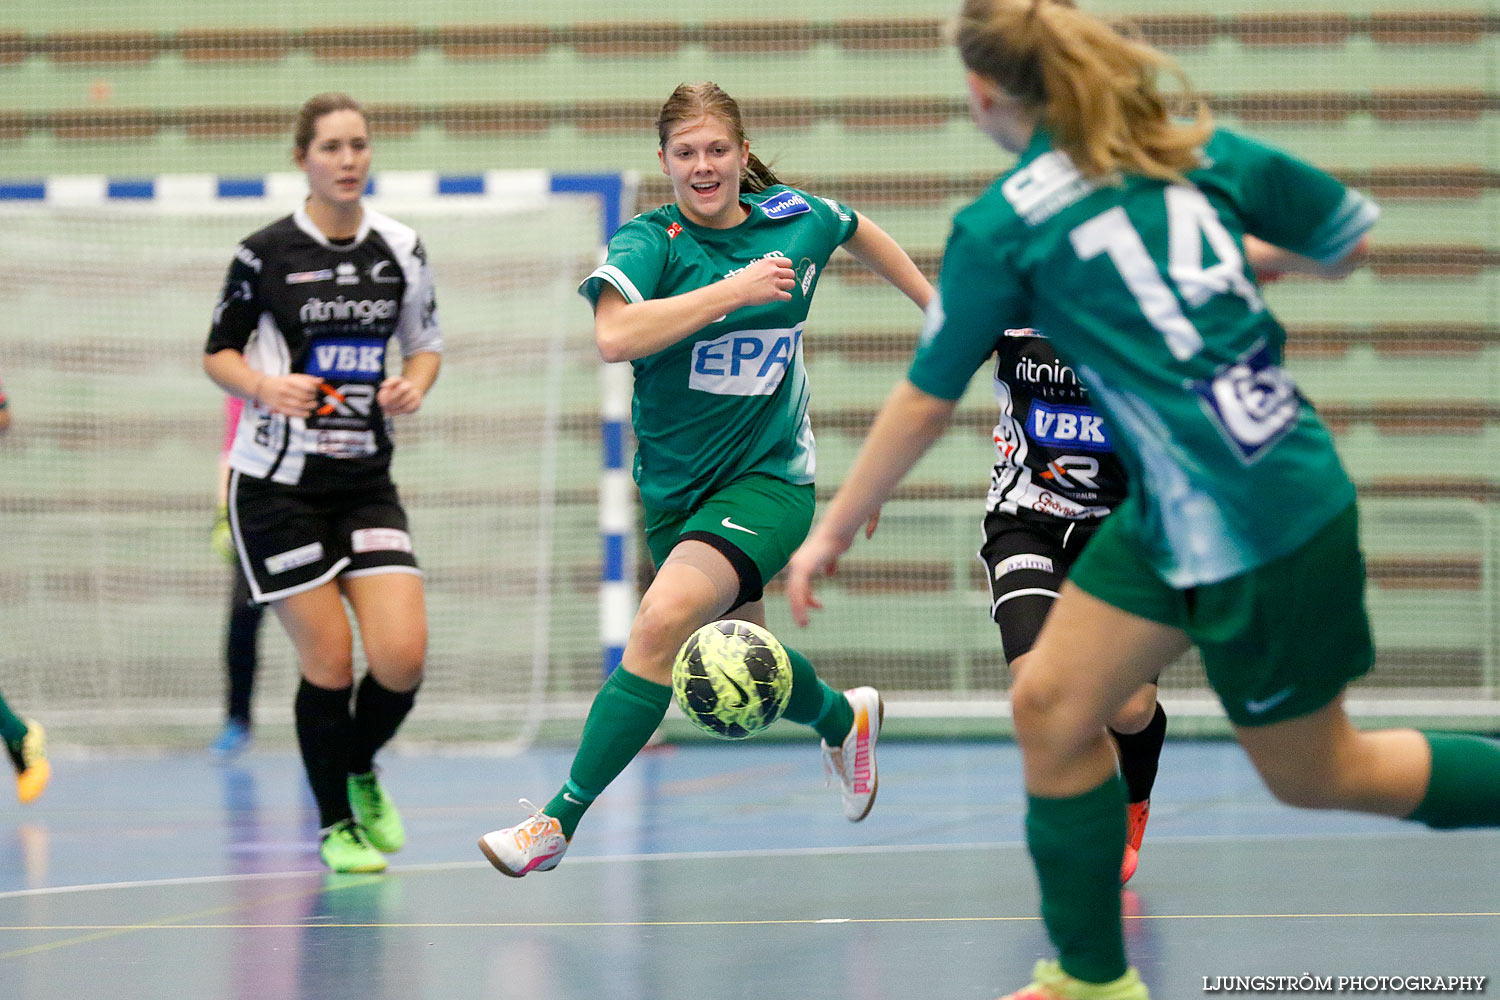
[953,0,1212,183]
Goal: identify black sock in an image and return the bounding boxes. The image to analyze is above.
[295,679,355,829]
[225,600,264,724]
[1110,703,1167,804]
[348,674,418,775]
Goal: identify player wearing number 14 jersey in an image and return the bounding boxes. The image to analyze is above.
[787,2,1500,997]
[937,125,1376,590]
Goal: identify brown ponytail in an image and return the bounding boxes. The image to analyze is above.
[951,0,1212,183]
[655,82,785,193]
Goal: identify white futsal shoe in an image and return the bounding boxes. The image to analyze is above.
[478,799,569,877]
[821,686,883,821]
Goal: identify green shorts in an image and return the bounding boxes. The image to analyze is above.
[643,474,815,608]
[1069,500,1374,727]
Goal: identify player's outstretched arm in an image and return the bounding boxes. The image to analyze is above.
[787,379,956,626]
[1243,233,1370,281]
[593,258,796,363]
[842,212,934,311]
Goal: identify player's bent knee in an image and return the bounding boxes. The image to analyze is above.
[381,665,425,694]
[1253,757,1345,810]
[302,658,356,689]
[296,634,355,674]
[1011,672,1094,757]
[371,650,425,690]
[1111,688,1158,735]
[1264,775,1338,810]
[634,589,710,654]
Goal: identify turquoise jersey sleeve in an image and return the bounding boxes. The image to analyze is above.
[578,219,670,307]
[907,216,1026,400]
[1205,130,1379,266]
[806,191,860,246]
[750,185,860,247]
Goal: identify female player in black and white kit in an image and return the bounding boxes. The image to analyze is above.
[203,93,442,873]
[979,327,1164,883]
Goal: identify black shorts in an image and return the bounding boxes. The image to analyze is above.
[977,510,1101,664]
[228,470,420,604]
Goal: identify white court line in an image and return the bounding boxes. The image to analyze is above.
[0,840,1020,900]
[3,827,1490,902]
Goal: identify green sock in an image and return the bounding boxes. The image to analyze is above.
[1408,731,1500,829]
[779,645,853,745]
[1026,775,1129,985]
[0,690,27,752]
[545,667,671,838]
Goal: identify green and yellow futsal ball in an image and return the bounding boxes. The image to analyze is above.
[672,619,793,739]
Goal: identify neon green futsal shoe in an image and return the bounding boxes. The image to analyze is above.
[319,819,387,873]
[347,771,405,853]
[997,961,1149,1000]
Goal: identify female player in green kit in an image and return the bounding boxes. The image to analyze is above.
[479,81,933,877]
[787,2,1500,998]
[0,376,51,805]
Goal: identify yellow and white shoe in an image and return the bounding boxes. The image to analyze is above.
[14,720,50,805]
[998,960,1149,1000]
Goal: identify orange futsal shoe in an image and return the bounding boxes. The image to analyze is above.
[1120,799,1150,884]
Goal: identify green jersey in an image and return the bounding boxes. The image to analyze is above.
[909,128,1379,588]
[580,185,859,511]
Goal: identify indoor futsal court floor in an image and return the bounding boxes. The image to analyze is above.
[2,738,1496,1000]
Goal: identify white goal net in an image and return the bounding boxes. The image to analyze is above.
[0,171,629,747]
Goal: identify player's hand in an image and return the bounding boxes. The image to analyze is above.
[729,256,795,307]
[257,373,320,418]
[378,377,424,415]
[786,528,853,628]
[210,503,235,564]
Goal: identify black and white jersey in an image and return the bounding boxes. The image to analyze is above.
[205,204,442,489]
[986,328,1128,521]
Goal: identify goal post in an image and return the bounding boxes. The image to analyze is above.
[0,169,637,748]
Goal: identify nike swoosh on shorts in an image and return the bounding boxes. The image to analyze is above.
[1244,686,1296,715]
[720,517,758,535]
